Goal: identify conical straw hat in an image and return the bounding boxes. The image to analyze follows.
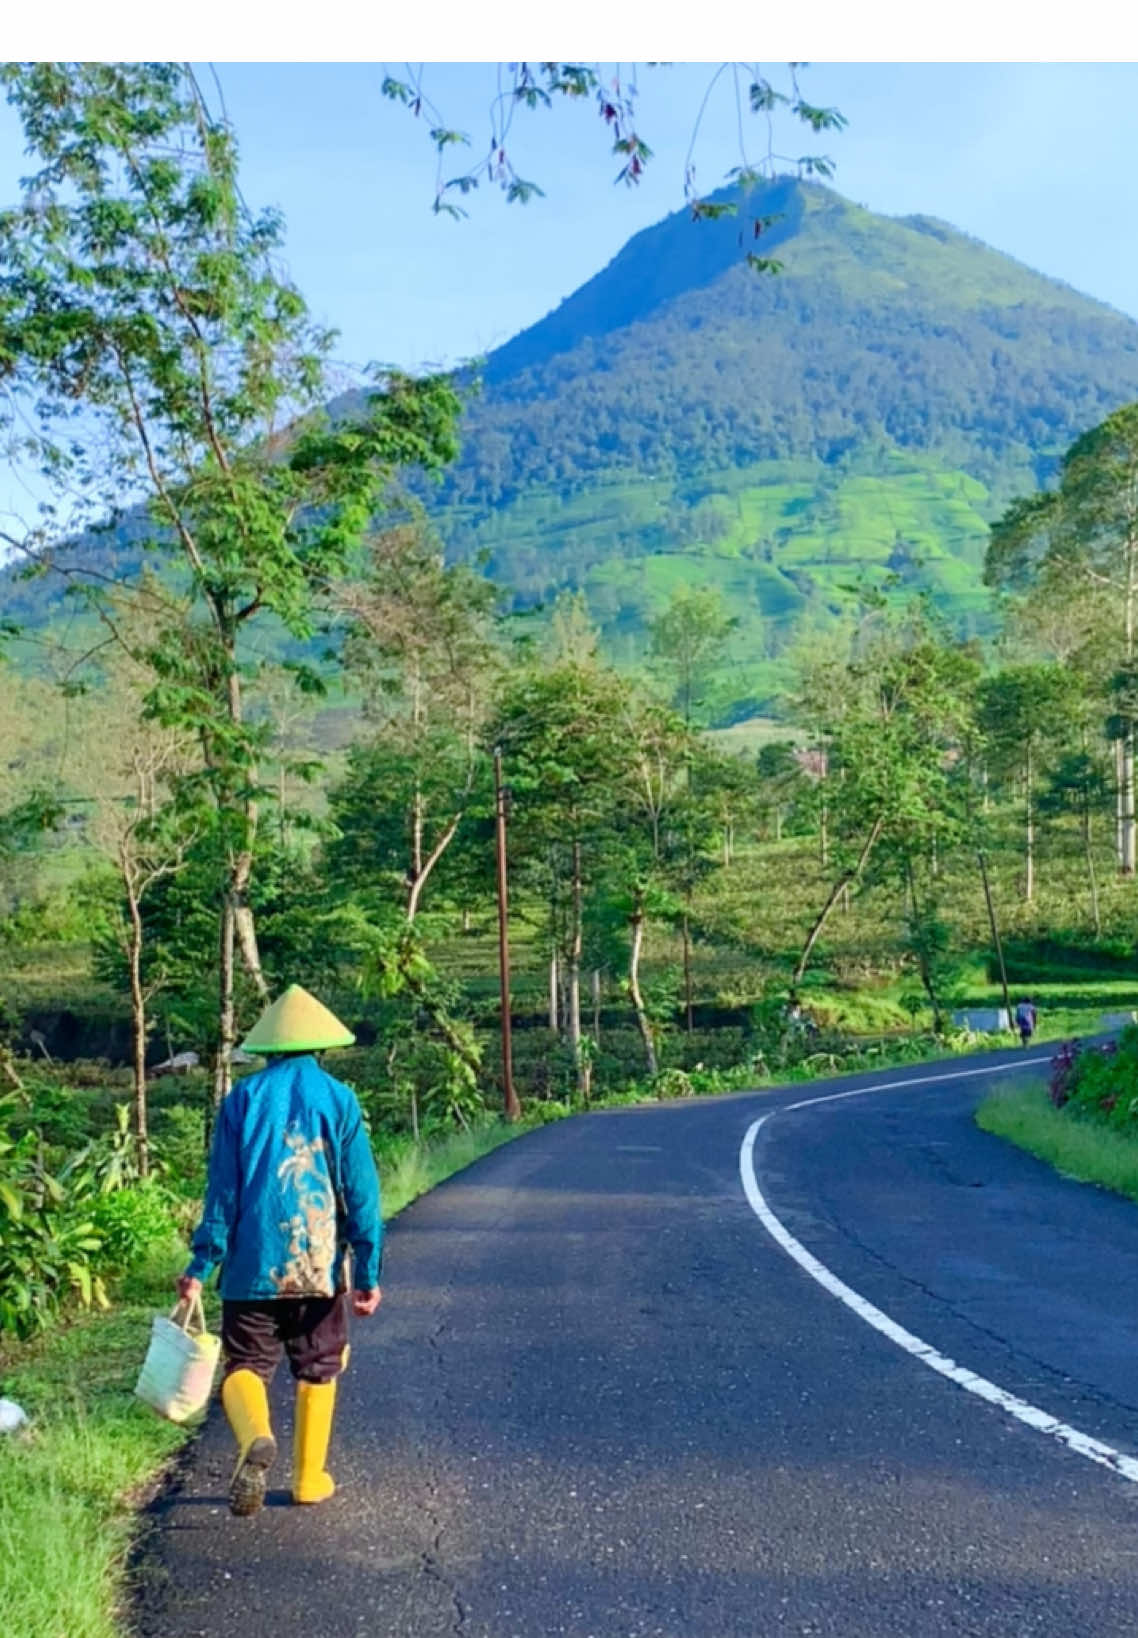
[241,984,355,1054]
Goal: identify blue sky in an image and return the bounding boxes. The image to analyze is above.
[219,62,1138,370]
[1,61,1137,544]
[3,62,1137,376]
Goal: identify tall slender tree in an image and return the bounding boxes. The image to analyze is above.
[978,664,1077,904]
[0,63,459,1098]
[790,604,979,989]
[986,404,1138,875]
[490,663,626,1098]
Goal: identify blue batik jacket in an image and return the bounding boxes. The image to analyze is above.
[186,1055,383,1300]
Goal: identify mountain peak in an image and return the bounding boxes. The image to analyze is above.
[486,179,1132,395]
[484,175,811,385]
[434,182,1138,712]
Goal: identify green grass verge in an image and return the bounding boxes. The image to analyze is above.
[375,1118,542,1218]
[0,1119,536,1638]
[0,1245,191,1638]
[976,1081,1138,1205]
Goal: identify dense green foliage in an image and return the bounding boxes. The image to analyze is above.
[462,181,1138,491]
[12,61,1138,1638]
[416,178,1138,707]
[1050,1027,1138,1126]
[5,64,1138,1356]
[12,179,1138,715]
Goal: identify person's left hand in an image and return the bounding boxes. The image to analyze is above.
[175,1274,203,1305]
[352,1287,382,1317]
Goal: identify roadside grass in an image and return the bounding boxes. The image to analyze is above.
[0,1117,553,1638]
[375,1118,544,1217]
[976,1081,1138,1205]
[0,1261,190,1638]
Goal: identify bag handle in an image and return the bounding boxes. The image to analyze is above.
[170,1294,206,1335]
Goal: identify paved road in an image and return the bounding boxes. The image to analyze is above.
[136,1045,1138,1637]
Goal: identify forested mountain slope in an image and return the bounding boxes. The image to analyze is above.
[432,178,1138,710]
[8,178,1138,717]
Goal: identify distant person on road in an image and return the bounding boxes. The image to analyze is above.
[177,984,382,1519]
[1015,997,1037,1048]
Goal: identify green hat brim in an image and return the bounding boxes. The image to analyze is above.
[241,1030,355,1054]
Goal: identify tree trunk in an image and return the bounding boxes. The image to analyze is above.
[213,893,237,1110]
[234,901,270,1000]
[629,905,658,1076]
[225,665,270,1002]
[792,818,883,989]
[1124,727,1136,876]
[682,908,694,1033]
[1024,744,1035,903]
[592,968,602,1045]
[906,857,942,1034]
[406,810,463,924]
[412,783,423,883]
[125,872,150,1179]
[1083,806,1102,937]
[1126,534,1137,873]
[549,949,559,1034]
[568,841,586,1099]
[978,848,1012,1027]
[1116,738,1125,869]
[819,798,829,868]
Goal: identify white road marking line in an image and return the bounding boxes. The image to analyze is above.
[738,1057,1138,1486]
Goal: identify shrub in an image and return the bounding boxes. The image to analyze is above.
[151,1103,207,1199]
[1064,1030,1135,1127]
[82,1103,161,1192]
[89,1179,182,1275]
[1048,1040,1081,1108]
[520,1098,573,1125]
[653,1068,695,1099]
[0,1126,108,1339]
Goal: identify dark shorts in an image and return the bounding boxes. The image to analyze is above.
[221,1294,349,1385]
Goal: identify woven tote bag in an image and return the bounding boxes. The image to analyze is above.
[134,1295,221,1423]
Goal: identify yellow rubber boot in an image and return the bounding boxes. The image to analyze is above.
[221,1370,277,1518]
[293,1379,338,1504]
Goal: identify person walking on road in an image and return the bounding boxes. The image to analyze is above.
[176,984,383,1518]
[1015,996,1038,1048]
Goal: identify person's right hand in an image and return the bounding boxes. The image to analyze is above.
[353,1287,382,1317]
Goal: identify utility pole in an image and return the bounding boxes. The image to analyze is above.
[977,848,1012,1029]
[494,748,521,1122]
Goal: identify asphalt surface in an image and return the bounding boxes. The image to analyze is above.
[135,1044,1138,1637]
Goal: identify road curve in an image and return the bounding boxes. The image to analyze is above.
[136,1045,1138,1638]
